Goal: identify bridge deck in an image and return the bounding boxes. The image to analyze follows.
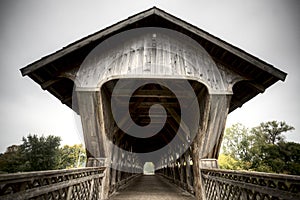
[109,175,195,200]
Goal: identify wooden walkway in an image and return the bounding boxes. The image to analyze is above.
[109,175,195,200]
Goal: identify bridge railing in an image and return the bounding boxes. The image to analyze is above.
[1,166,299,200]
[0,167,105,200]
[201,168,300,200]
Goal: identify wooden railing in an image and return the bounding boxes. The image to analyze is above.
[0,167,105,200]
[201,168,300,200]
[1,166,299,200]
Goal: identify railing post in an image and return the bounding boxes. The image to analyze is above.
[99,158,110,200]
[191,152,207,200]
[87,157,111,199]
[200,159,220,200]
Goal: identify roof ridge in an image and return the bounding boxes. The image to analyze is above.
[20,6,286,81]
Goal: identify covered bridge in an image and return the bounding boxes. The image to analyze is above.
[19,7,288,200]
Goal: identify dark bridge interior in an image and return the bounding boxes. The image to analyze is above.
[102,78,207,164]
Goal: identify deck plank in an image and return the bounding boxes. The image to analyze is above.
[109,175,195,200]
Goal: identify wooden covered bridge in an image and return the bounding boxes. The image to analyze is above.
[1,7,299,200]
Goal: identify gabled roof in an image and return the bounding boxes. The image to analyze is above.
[20,7,287,112]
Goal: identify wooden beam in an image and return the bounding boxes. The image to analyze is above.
[112,89,193,98]
[167,118,188,144]
[41,79,61,90]
[61,96,72,104]
[166,107,190,137]
[247,81,265,93]
[129,102,181,107]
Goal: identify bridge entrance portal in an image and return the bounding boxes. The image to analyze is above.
[143,162,155,175]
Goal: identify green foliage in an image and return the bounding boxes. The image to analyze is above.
[219,121,299,175]
[221,123,250,160]
[0,145,23,173]
[0,134,87,173]
[19,134,61,171]
[261,141,300,174]
[218,154,240,170]
[58,144,86,169]
[252,121,294,145]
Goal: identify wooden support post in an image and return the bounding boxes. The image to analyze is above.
[76,90,114,199]
[192,94,231,200]
[185,150,193,192]
[101,167,111,199]
[110,141,119,192]
[179,154,185,187]
[117,157,122,183]
[77,91,103,165]
[170,155,176,182]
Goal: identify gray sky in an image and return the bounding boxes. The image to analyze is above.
[0,0,299,153]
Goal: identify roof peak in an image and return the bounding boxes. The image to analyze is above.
[21,6,286,82]
[20,7,287,112]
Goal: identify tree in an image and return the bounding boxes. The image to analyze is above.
[249,121,295,173]
[0,134,88,173]
[261,141,300,174]
[222,123,248,157]
[58,144,86,169]
[19,134,61,171]
[221,123,252,169]
[218,154,240,170]
[252,121,294,145]
[219,121,299,175]
[0,145,23,173]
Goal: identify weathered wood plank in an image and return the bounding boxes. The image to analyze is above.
[0,169,104,200]
[201,168,300,200]
[109,175,195,200]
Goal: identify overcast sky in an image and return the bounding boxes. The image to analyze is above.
[0,0,299,153]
